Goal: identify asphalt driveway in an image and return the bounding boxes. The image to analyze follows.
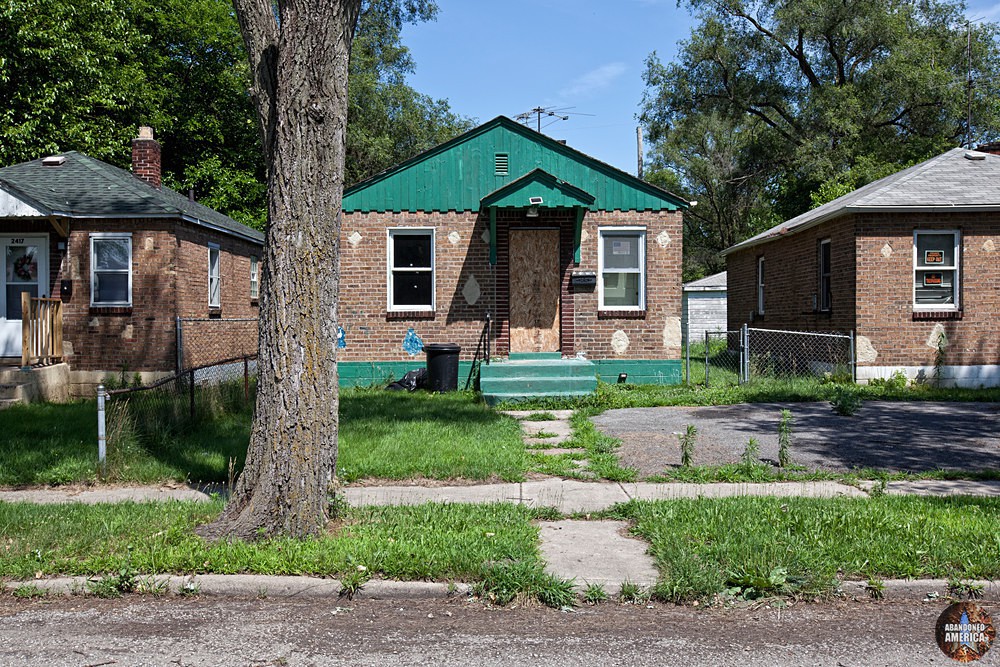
[590,401,1000,476]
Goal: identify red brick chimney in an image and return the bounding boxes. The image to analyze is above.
[131,126,161,188]
[975,142,1000,156]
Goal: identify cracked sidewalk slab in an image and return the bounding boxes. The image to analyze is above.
[538,520,659,591]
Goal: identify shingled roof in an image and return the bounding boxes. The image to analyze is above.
[724,148,1000,255]
[0,152,263,244]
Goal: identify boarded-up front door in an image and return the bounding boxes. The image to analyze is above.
[509,229,560,353]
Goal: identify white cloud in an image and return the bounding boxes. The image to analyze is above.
[558,63,628,99]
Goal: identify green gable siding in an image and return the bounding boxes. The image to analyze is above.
[343,117,687,214]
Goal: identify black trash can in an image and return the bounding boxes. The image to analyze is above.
[425,343,461,392]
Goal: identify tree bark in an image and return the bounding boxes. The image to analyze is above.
[199,0,362,540]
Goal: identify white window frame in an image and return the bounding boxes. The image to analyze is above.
[757,256,765,315]
[598,227,646,311]
[90,233,132,307]
[250,254,259,300]
[913,229,960,311]
[208,243,221,308]
[387,228,435,312]
[818,239,831,312]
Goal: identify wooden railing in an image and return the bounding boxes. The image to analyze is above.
[21,294,63,367]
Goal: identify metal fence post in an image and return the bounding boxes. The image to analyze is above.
[849,330,857,383]
[189,369,195,420]
[740,324,749,384]
[704,331,710,387]
[175,316,183,374]
[97,384,107,476]
[244,356,250,401]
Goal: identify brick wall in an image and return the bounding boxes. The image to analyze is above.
[7,218,265,374]
[854,212,1000,368]
[338,207,683,361]
[727,212,1000,370]
[727,217,857,334]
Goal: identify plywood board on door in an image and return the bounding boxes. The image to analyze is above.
[509,229,560,353]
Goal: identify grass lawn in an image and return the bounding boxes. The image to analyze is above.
[0,388,527,486]
[604,495,1000,602]
[0,500,547,581]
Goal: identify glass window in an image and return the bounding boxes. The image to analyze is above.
[388,230,434,310]
[90,234,131,306]
[209,245,221,308]
[250,255,259,300]
[599,229,645,309]
[914,231,959,309]
[818,240,831,311]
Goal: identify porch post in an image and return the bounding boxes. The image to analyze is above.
[573,206,584,264]
[488,206,497,265]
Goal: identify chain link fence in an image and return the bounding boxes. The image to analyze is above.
[687,325,854,387]
[97,355,257,475]
[176,317,258,372]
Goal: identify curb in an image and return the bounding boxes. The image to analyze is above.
[6,575,998,604]
[3,575,472,601]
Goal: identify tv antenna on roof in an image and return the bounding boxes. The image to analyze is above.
[514,106,593,133]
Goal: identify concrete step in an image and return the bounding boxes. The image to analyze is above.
[0,397,21,410]
[481,358,596,379]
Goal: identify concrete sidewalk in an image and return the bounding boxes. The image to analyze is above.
[2,477,999,511]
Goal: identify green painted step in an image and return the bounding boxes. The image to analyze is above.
[480,376,596,394]
[507,352,563,361]
[480,359,596,380]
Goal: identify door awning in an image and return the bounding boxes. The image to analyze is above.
[481,169,594,265]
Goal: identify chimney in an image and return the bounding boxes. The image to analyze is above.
[131,126,161,188]
[974,141,1000,156]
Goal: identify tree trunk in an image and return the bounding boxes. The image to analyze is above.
[199,0,362,540]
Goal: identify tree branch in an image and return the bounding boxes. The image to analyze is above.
[718,2,822,88]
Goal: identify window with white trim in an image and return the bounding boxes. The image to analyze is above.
[599,228,645,309]
[914,230,959,309]
[756,256,765,315]
[208,244,221,308]
[250,255,259,300]
[388,229,434,311]
[90,233,132,307]
[818,239,831,312]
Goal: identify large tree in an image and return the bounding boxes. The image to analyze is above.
[197,0,362,540]
[641,0,1000,277]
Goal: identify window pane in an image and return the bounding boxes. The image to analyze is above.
[209,276,221,306]
[916,233,954,266]
[394,234,431,269]
[94,239,130,271]
[602,234,640,270]
[209,248,220,276]
[94,273,128,304]
[602,272,640,307]
[915,270,955,305]
[392,271,432,307]
[5,285,36,319]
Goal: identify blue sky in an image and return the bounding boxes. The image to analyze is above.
[401,0,1000,176]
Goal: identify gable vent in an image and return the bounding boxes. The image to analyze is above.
[494,153,509,176]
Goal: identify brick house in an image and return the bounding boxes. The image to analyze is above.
[338,116,689,398]
[724,147,1000,387]
[0,128,263,398]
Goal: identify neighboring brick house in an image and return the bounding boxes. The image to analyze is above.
[0,128,263,397]
[338,116,689,395]
[725,147,1000,387]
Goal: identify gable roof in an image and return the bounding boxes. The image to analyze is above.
[684,271,727,292]
[343,115,688,213]
[724,148,1000,255]
[0,152,263,244]
[480,168,596,209]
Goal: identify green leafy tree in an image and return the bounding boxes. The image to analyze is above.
[641,0,1000,276]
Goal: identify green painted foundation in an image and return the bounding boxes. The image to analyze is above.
[336,358,682,399]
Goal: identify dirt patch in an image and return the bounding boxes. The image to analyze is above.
[591,401,1000,478]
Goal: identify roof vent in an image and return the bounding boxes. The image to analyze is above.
[41,155,67,166]
[494,153,509,176]
[965,151,987,161]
